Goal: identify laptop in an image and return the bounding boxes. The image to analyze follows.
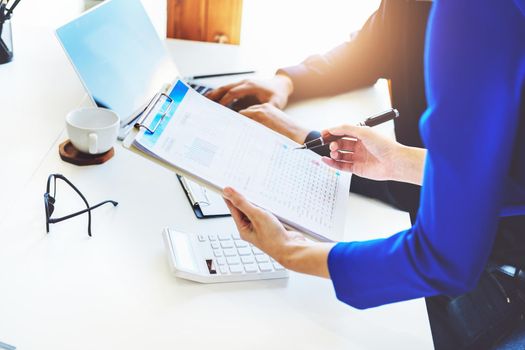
[55,0,211,138]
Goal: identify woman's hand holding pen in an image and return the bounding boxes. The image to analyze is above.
[321,125,400,181]
[321,125,427,186]
[223,187,335,278]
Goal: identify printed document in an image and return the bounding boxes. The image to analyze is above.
[129,81,351,241]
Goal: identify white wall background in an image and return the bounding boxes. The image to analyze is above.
[10,0,378,74]
[12,0,377,64]
[12,0,167,38]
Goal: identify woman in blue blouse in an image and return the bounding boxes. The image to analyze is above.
[223,1,525,348]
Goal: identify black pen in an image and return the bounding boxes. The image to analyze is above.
[295,108,399,150]
[187,70,256,80]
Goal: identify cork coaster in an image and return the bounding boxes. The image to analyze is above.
[59,140,114,166]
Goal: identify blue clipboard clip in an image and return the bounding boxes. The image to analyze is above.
[134,92,174,134]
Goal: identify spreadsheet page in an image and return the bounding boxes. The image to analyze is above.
[131,81,352,241]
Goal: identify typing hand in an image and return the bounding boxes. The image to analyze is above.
[239,103,309,144]
[222,187,333,278]
[321,124,426,185]
[205,74,293,109]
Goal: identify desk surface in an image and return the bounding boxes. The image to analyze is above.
[0,21,433,350]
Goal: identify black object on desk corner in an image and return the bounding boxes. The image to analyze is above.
[0,0,23,65]
[0,17,13,64]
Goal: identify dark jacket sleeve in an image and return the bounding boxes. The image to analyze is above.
[279,0,403,100]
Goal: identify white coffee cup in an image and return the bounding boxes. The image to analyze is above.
[66,107,120,154]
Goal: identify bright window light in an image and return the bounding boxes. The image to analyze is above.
[241,0,381,70]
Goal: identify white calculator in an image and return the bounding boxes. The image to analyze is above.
[162,228,288,283]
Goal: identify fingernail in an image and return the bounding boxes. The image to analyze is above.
[329,142,337,151]
[223,187,233,197]
[330,151,338,159]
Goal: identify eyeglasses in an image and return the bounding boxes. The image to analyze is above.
[44,174,118,236]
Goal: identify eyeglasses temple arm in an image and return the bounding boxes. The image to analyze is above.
[53,174,93,234]
[47,200,118,224]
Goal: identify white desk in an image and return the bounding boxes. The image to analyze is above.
[0,21,433,350]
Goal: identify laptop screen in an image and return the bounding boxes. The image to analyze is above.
[56,0,179,122]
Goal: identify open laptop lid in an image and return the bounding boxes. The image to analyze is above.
[56,0,179,124]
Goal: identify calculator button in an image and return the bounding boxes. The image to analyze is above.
[258,262,273,272]
[213,250,223,257]
[223,248,236,257]
[229,265,243,274]
[234,240,249,248]
[273,262,285,271]
[237,247,252,256]
[241,256,255,264]
[219,266,228,274]
[226,256,241,265]
[256,255,269,263]
[252,247,265,255]
[216,257,226,266]
[197,234,206,242]
[244,263,258,273]
[208,234,218,241]
[218,233,231,241]
[210,242,220,249]
[220,241,234,249]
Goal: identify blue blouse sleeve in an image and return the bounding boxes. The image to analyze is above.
[328,1,525,309]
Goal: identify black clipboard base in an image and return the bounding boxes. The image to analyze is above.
[177,175,231,219]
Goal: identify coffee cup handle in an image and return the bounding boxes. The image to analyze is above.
[88,133,98,154]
